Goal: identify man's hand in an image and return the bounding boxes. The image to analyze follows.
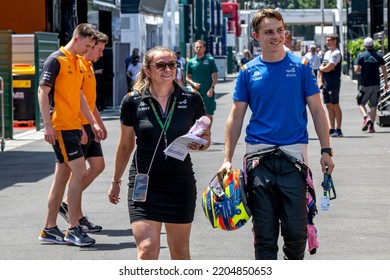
[207,87,214,98]
[81,126,88,145]
[320,154,335,175]
[108,181,121,204]
[218,161,232,174]
[91,123,103,142]
[43,123,56,145]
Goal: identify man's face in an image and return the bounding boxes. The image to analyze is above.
[285,31,292,46]
[252,17,285,54]
[326,37,336,49]
[84,42,105,62]
[194,42,205,56]
[75,35,95,56]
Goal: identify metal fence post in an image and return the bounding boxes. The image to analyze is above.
[0,76,5,151]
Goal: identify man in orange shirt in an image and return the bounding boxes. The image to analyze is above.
[38,23,103,247]
[58,31,109,233]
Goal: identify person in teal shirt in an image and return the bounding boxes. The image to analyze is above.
[186,40,218,126]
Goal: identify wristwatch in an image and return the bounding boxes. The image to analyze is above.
[321,147,333,157]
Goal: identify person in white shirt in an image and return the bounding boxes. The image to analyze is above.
[176,51,186,85]
[304,45,322,78]
[284,30,293,52]
[127,55,142,91]
[176,51,186,70]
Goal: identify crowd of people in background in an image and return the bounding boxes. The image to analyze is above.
[120,25,387,141]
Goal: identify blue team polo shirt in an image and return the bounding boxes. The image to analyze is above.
[233,52,320,146]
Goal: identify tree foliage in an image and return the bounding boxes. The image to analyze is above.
[348,38,384,61]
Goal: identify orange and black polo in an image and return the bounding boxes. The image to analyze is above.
[39,46,85,130]
[78,55,96,125]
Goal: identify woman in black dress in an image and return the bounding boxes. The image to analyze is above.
[108,46,210,259]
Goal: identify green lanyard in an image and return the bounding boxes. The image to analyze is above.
[148,96,177,153]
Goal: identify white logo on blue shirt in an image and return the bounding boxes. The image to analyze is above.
[286,67,297,77]
[252,70,262,81]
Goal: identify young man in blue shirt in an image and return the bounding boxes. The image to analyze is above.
[219,9,334,260]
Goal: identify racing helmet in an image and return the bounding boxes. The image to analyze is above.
[202,169,251,231]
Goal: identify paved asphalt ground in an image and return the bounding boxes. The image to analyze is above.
[1,73,390,261]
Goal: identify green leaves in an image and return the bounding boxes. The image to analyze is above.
[347,38,381,61]
[236,0,337,10]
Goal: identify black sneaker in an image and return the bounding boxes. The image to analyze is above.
[79,216,103,233]
[38,226,69,245]
[64,226,95,247]
[331,129,343,137]
[59,202,69,223]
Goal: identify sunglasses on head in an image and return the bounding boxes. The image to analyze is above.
[153,61,177,70]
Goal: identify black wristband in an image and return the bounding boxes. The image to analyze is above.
[321,147,333,157]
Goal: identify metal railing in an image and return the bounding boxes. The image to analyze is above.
[377,52,390,111]
[0,76,5,151]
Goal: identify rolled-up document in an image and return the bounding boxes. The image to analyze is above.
[164,116,210,161]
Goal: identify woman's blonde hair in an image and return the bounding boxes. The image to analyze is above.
[243,49,252,60]
[132,46,177,94]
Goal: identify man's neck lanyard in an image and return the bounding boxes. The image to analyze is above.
[148,96,177,153]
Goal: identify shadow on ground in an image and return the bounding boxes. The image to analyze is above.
[0,150,54,190]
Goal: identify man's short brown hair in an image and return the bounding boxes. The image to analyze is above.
[95,31,109,44]
[326,34,339,43]
[251,9,284,33]
[73,23,97,40]
[194,40,206,48]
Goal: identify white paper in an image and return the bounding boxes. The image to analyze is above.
[164,133,208,161]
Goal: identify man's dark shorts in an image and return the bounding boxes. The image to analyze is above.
[359,85,380,107]
[53,130,83,163]
[322,88,340,104]
[82,124,103,159]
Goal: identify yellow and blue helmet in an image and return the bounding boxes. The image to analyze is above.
[202,169,251,231]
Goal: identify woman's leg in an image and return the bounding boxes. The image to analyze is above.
[131,220,162,260]
[165,222,192,260]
